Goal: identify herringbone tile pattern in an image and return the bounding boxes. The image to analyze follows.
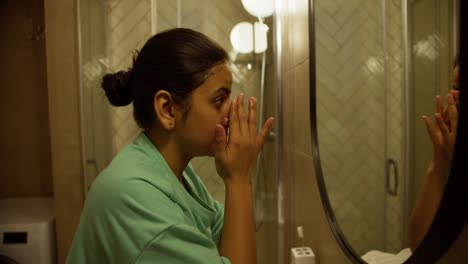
[107,0,151,155]
[315,0,405,254]
[384,0,405,253]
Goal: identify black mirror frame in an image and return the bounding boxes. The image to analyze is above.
[308,0,468,263]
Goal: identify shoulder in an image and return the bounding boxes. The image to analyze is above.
[84,143,185,223]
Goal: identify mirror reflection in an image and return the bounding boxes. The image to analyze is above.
[314,0,459,261]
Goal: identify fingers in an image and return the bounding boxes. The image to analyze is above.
[436,95,443,115]
[229,97,240,141]
[214,124,227,160]
[256,117,274,147]
[451,90,460,107]
[435,113,449,139]
[237,94,247,135]
[446,93,459,134]
[248,97,257,137]
[422,115,435,141]
[229,93,274,149]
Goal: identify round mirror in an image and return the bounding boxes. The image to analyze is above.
[310,0,465,262]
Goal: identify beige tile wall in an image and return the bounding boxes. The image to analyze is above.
[385,0,406,252]
[107,0,150,155]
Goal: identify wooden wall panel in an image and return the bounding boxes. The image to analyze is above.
[0,0,53,198]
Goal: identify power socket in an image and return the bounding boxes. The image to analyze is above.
[291,247,315,264]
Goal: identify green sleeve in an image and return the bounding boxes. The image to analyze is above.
[135,224,231,264]
[211,200,225,245]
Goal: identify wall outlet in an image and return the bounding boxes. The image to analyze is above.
[291,247,315,264]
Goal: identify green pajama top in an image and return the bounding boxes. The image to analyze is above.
[66,133,231,264]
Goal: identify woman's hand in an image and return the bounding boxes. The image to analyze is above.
[441,90,460,124]
[214,93,274,184]
[422,93,458,173]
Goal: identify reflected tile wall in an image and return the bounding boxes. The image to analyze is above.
[315,0,405,254]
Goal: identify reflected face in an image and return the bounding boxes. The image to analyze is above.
[175,63,232,157]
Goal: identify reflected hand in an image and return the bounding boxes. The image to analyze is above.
[423,93,458,172]
[441,90,460,124]
[214,94,274,184]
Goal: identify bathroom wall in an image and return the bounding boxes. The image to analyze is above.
[0,0,53,198]
[280,0,351,263]
[44,0,85,262]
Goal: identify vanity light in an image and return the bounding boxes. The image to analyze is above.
[241,0,275,18]
[230,22,254,53]
[230,22,268,54]
[253,22,268,53]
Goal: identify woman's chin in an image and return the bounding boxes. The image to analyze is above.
[193,144,216,158]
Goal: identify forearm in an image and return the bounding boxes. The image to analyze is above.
[408,163,448,251]
[219,179,257,264]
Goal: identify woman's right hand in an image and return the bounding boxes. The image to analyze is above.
[213,93,274,184]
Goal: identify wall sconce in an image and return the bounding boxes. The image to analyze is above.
[241,0,275,18]
[230,22,268,54]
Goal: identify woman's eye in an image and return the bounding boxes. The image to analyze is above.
[214,96,225,108]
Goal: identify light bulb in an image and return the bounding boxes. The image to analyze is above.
[241,0,275,18]
[230,22,268,54]
[230,22,254,54]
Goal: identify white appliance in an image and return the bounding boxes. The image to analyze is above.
[0,197,56,264]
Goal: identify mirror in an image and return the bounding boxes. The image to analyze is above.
[310,0,464,262]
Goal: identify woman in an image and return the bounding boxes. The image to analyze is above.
[66,28,273,264]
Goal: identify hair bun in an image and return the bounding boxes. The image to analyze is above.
[101,70,133,106]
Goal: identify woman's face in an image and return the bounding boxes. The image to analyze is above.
[175,63,232,157]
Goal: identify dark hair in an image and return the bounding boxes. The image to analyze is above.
[101,28,229,130]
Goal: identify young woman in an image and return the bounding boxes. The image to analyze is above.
[66,28,273,264]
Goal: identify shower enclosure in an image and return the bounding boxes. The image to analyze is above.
[78,0,279,263]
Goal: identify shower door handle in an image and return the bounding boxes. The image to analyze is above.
[386,159,399,196]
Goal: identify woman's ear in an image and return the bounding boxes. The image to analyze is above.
[153,90,176,130]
